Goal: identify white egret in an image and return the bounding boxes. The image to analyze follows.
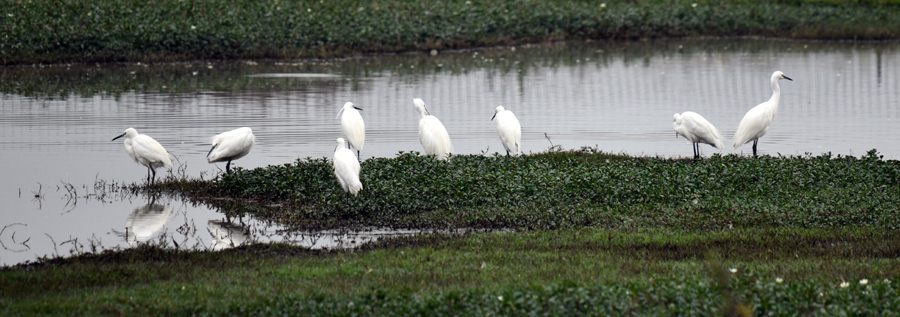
[491,105,522,156]
[336,102,365,160]
[333,138,363,195]
[733,71,793,156]
[112,128,172,183]
[413,98,452,160]
[207,127,255,173]
[673,111,723,160]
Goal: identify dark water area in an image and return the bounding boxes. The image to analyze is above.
[1,38,898,266]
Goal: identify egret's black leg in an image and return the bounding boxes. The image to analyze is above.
[506,150,510,157]
[226,160,232,173]
[357,150,361,161]
[693,143,700,160]
[752,139,758,157]
[150,167,157,183]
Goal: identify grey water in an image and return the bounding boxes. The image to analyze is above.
[1,38,898,266]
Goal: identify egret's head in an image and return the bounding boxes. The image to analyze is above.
[335,137,346,151]
[112,128,138,141]
[773,71,792,81]
[491,106,505,121]
[413,98,429,117]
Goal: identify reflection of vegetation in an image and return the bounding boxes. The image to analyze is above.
[3,39,897,99]
[2,228,898,314]
[2,0,899,65]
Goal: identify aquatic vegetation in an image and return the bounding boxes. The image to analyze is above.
[178,149,900,231]
[2,0,900,64]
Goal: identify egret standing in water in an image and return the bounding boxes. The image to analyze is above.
[207,127,255,173]
[733,71,793,156]
[112,128,172,183]
[491,106,521,156]
[673,111,724,160]
[333,138,363,195]
[336,102,365,160]
[413,98,452,160]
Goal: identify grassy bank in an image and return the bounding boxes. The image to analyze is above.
[4,150,900,313]
[2,228,898,314]
[162,149,900,231]
[2,0,900,65]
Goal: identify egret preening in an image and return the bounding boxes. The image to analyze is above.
[112,128,173,183]
[207,127,255,173]
[733,71,793,156]
[333,138,363,196]
[413,98,452,160]
[673,111,724,160]
[336,102,365,160]
[491,106,522,156]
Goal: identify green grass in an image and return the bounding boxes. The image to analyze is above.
[2,0,900,65]
[2,228,898,315]
[161,149,900,231]
[5,150,900,314]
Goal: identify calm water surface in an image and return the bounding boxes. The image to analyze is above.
[1,39,898,266]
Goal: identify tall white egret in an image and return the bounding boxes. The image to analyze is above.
[673,111,724,160]
[112,128,172,183]
[207,127,255,173]
[333,138,363,196]
[491,106,522,156]
[336,102,365,160]
[413,98,452,160]
[733,71,793,156]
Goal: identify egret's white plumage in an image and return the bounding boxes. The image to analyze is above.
[673,111,723,159]
[112,128,172,182]
[207,127,255,173]
[491,106,522,156]
[336,102,365,159]
[413,98,452,160]
[333,138,363,195]
[733,71,793,156]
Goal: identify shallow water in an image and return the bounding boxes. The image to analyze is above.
[1,38,899,266]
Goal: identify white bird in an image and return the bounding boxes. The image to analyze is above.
[333,138,363,195]
[673,111,724,160]
[491,106,522,156]
[336,102,365,160]
[207,127,255,173]
[112,128,173,183]
[733,71,793,156]
[413,98,452,160]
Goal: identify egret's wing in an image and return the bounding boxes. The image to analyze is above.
[209,128,255,162]
[682,112,723,149]
[333,149,363,195]
[419,116,452,159]
[496,111,522,155]
[341,110,366,151]
[132,135,173,167]
[733,102,774,148]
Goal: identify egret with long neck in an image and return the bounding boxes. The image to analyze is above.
[733,71,793,156]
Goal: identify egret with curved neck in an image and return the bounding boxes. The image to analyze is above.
[733,71,793,156]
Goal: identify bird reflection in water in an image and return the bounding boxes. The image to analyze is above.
[208,220,251,250]
[121,200,175,245]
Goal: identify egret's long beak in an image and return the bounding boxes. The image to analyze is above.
[353,106,363,111]
[491,113,497,121]
[784,75,793,81]
[112,133,126,141]
[207,145,216,158]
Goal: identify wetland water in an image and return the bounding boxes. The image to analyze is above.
[1,39,899,266]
